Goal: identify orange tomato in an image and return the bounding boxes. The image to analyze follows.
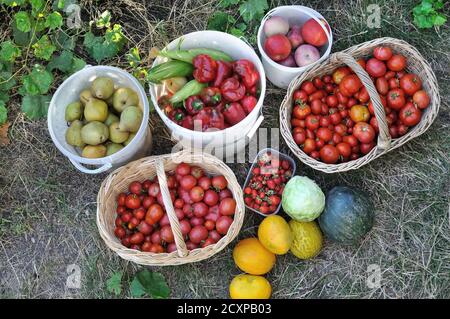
[350,105,370,122]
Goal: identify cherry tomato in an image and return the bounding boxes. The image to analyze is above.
[128,181,142,195]
[399,102,422,126]
[412,90,430,109]
[320,145,340,164]
[125,194,141,209]
[399,73,422,96]
[387,54,406,72]
[189,186,205,203]
[353,122,376,143]
[373,46,393,61]
[387,88,406,110]
[350,105,370,122]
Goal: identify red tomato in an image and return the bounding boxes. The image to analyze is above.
[399,103,422,126]
[319,145,340,164]
[332,132,342,145]
[326,95,338,107]
[189,225,209,244]
[137,221,153,235]
[353,122,376,143]
[387,54,406,72]
[166,175,177,189]
[375,77,389,95]
[334,123,347,136]
[343,135,359,147]
[204,220,215,231]
[264,34,291,61]
[176,162,191,176]
[190,166,204,179]
[397,123,409,136]
[310,150,320,160]
[145,204,164,225]
[189,186,205,203]
[301,81,317,95]
[160,225,175,243]
[310,99,322,115]
[329,110,342,125]
[336,142,352,157]
[323,75,332,83]
[319,115,331,127]
[180,175,197,191]
[412,90,430,109]
[293,89,308,104]
[179,219,192,236]
[316,127,333,142]
[211,175,228,190]
[305,115,320,130]
[315,138,325,149]
[293,104,311,120]
[303,138,316,154]
[219,198,236,216]
[370,116,379,133]
[125,194,141,209]
[332,67,351,84]
[387,88,406,110]
[130,232,144,245]
[193,202,209,218]
[203,189,219,206]
[133,207,146,220]
[358,87,370,103]
[313,77,324,89]
[148,183,160,197]
[117,193,126,206]
[293,130,306,145]
[339,75,362,97]
[215,216,233,235]
[301,18,329,46]
[388,77,399,89]
[373,46,393,61]
[114,227,126,239]
[357,58,366,69]
[399,73,422,96]
[366,58,387,77]
[198,176,212,191]
[360,141,376,155]
[129,181,142,195]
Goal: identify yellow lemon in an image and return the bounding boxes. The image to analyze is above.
[289,220,323,260]
[233,238,276,275]
[229,274,272,299]
[258,215,293,255]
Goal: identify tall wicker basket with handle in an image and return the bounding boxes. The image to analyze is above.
[97,150,245,266]
[280,37,440,173]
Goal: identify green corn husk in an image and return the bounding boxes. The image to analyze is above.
[147,60,193,83]
[159,48,233,63]
[170,80,207,104]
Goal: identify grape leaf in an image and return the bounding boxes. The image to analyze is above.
[135,270,170,299]
[32,35,57,60]
[2,0,27,7]
[0,41,21,62]
[14,11,32,33]
[45,12,63,30]
[126,47,141,68]
[129,277,146,298]
[0,122,10,146]
[96,10,111,29]
[0,91,10,104]
[21,94,51,120]
[207,11,236,32]
[70,57,86,73]
[84,26,126,63]
[47,50,85,74]
[30,0,45,17]
[0,72,16,91]
[12,20,34,46]
[106,272,123,296]
[219,0,240,8]
[53,31,77,50]
[21,65,53,95]
[0,101,7,125]
[239,0,268,24]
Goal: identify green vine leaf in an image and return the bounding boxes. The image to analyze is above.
[96,10,111,29]
[21,94,51,120]
[239,0,268,24]
[84,24,126,63]
[14,11,32,33]
[21,64,53,96]
[47,50,86,74]
[0,72,16,92]
[0,91,10,104]
[126,47,141,68]
[106,271,123,296]
[0,102,7,125]
[0,41,22,63]
[32,35,57,60]
[30,0,45,17]
[2,0,27,7]
[135,270,170,299]
[45,12,63,30]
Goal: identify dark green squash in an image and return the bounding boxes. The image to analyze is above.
[318,186,374,244]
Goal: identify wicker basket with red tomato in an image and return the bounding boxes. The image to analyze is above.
[280,37,440,173]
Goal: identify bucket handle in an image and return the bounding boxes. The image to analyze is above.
[69,158,113,174]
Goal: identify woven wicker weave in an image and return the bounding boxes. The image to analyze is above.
[280,37,440,173]
[96,150,244,266]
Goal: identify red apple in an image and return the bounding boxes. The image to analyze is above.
[301,18,329,47]
[287,25,304,49]
[295,44,320,67]
[278,54,297,67]
[264,34,292,61]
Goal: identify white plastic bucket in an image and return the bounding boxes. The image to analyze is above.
[257,5,333,89]
[149,31,266,155]
[48,66,151,174]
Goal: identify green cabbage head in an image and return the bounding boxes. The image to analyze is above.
[281,176,325,221]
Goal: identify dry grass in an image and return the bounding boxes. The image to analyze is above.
[0,0,449,299]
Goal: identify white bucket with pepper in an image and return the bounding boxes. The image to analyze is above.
[47,66,152,174]
[149,31,266,156]
[257,5,333,89]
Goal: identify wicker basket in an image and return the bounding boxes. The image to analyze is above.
[280,37,440,173]
[96,150,245,266]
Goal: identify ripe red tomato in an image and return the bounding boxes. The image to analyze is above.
[114,227,126,239]
[339,75,362,97]
[117,193,126,206]
[211,175,228,190]
[305,114,320,130]
[366,58,387,77]
[142,196,155,210]
[293,130,306,145]
[399,103,422,126]
[326,95,338,107]
[310,99,322,115]
[190,166,204,179]
[357,58,366,69]
[145,204,164,225]
[387,54,406,72]
[148,183,160,197]
[369,116,379,133]
[360,141,376,155]
[412,90,430,109]
[301,18,329,46]
[303,138,316,154]
[336,142,352,157]
[353,122,376,143]
[310,150,320,160]
[358,87,370,103]
[130,232,144,245]
[137,221,153,235]
[189,225,209,244]
[319,145,340,164]
[215,216,233,235]
[219,198,236,216]
[133,207,146,220]
[350,105,370,122]
[329,110,342,125]
[128,181,142,195]
[374,46,393,61]
[375,77,389,95]
[189,186,205,203]
[179,219,192,236]
[301,81,317,95]
[193,202,209,218]
[334,123,347,136]
[176,162,191,176]
[316,127,333,142]
[319,115,331,127]
[397,123,409,136]
[343,135,359,147]
[313,77,324,89]
[166,175,177,189]
[203,189,219,206]
[160,225,175,243]
[332,132,342,145]
[264,34,291,61]
[293,104,311,120]
[399,73,422,96]
[204,220,215,231]
[180,175,197,191]
[198,176,212,191]
[387,88,406,110]
[315,138,325,149]
[125,194,141,209]
[332,67,351,84]
[293,89,308,104]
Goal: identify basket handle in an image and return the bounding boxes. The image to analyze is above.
[155,159,189,257]
[332,52,391,150]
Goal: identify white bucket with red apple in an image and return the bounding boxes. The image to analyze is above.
[257,6,333,89]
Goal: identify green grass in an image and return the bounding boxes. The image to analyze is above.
[0,0,449,299]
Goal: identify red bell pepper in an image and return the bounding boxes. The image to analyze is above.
[168,109,186,126]
[200,87,222,106]
[181,115,194,130]
[184,95,204,115]
[193,54,217,83]
[233,59,260,89]
[223,102,246,126]
[220,77,245,102]
[240,95,258,114]
[213,60,232,87]
[193,107,211,131]
[247,85,258,96]
[208,108,225,130]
